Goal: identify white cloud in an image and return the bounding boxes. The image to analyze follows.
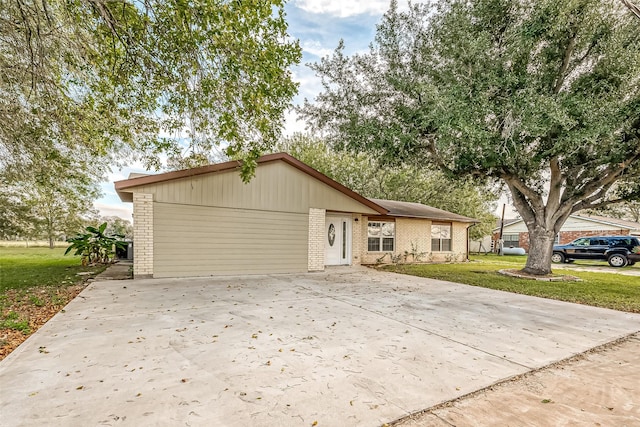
[302,40,334,58]
[283,109,309,136]
[94,202,133,220]
[293,0,392,17]
[291,66,324,101]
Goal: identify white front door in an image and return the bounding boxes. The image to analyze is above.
[325,216,351,265]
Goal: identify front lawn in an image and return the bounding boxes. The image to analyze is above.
[384,254,640,313]
[0,247,106,360]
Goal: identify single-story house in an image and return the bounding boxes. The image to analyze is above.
[115,153,477,278]
[492,215,640,252]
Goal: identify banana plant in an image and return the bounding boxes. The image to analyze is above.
[65,222,128,266]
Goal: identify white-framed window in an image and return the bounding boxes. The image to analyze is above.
[431,222,452,251]
[368,221,395,252]
[554,233,560,244]
[503,233,520,248]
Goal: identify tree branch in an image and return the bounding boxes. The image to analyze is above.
[421,134,456,176]
[501,172,545,213]
[546,157,563,214]
[621,0,640,20]
[504,180,536,226]
[572,197,630,213]
[572,178,618,211]
[553,32,576,94]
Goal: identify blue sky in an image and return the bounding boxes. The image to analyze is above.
[97,0,403,220]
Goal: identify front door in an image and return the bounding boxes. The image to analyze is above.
[325,216,351,265]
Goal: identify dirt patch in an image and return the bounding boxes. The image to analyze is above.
[0,284,86,361]
[498,268,581,281]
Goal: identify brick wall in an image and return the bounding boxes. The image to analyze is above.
[307,208,325,271]
[430,222,468,262]
[491,231,531,251]
[351,214,362,265]
[133,193,154,278]
[359,218,469,264]
[396,218,431,261]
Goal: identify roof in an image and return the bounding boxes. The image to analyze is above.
[493,214,640,231]
[495,218,520,228]
[115,152,477,223]
[370,199,479,223]
[115,152,387,214]
[573,214,640,230]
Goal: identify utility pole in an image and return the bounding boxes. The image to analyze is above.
[498,204,506,256]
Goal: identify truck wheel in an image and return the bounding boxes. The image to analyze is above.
[607,254,628,268]
[551,252,565,263]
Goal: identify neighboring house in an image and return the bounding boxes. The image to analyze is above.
[492,215,640,253]
[115,153,477,278]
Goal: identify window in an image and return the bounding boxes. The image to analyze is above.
[503,234,520,248]
[431,223,452,252]
[572,238,590,246]
[554,233,560,244]
[368,221,395,252]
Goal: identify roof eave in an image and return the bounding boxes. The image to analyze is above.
[113,153,388,214]
[386,213,479,223]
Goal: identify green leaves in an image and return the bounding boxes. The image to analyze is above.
[300,0,640,274]
[2,0,301,178]
[65,222,128,265]
[276,135,497,240]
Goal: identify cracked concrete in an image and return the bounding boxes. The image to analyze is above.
[1,267,638,426]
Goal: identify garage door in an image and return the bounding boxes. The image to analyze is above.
[153,202,309,277]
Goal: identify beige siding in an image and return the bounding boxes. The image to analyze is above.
[130,162,378,215]
[153,202,308,277]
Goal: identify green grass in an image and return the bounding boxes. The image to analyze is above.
[0,247,105,292]
[0,311,30,334]
[384,254,640,313]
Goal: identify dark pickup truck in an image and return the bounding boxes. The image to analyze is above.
[551,236,640,268]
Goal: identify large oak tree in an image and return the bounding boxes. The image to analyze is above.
[277,134,497,241]
[301,0,640,275]
[1,0,301,179]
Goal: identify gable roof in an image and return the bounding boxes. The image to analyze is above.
[115,152,387,214]
[114,153,478,223]
[370,199,478,223]
[572,214,640,230]
[495,218,520,228]
[494,214,640,232]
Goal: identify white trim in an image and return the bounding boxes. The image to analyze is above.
[493,214,639,232]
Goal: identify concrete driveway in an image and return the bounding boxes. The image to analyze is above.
[1,268,639,426]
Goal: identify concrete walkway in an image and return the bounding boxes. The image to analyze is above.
[552,262,640,276]
[1,268,638,426]
[395,334,640,426]
[94,260,133,280]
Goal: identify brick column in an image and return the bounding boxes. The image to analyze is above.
[308,208,325,271]
[452,222,468,260]
[351,214,362,265]
[133,193,154,278]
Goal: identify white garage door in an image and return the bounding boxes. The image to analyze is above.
[153,202,309,278]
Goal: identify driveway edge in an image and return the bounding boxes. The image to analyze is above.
[387,331,640,426]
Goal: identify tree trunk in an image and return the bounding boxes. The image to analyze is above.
[49,235,54,249]
[522,227,556,275]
